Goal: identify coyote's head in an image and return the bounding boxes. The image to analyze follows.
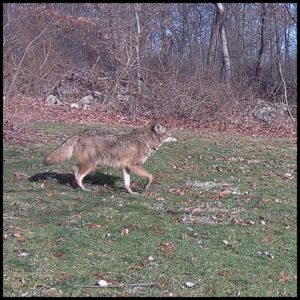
[151,122,178,143]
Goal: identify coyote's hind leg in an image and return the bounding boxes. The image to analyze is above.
[73,163,95,191]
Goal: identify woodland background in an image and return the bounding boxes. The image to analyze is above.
[3,3,297,136]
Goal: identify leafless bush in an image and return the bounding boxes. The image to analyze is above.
[3,3,297,128]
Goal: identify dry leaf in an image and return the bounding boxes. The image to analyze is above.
[45,191,54,198]
[279,271,289,284]
[159,242,176,255]
[169,188,187,195]
[218,188,230,199]
[120,228,129,235]
[12,229,22,238]
[17,249,29,257]
[218,271,231,277]
[261,235,272,244]
[53,252,65,257]
[185,282,195,288]
[98,279,108,287]
[35,197,42,203]
[86,223,101,228]
[13,171,27,180]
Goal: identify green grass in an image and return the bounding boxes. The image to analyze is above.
[3,122,297,296]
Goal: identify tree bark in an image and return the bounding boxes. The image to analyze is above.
[134,4,142,94]
[207,9,220,70]
[216,3,231,86]
[255,3,268,78]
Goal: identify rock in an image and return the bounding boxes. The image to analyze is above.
[116,93,130,101]
[79,95,94,105]
[70,103,79,109]
[45,95,63,106]
[251,99,289,125]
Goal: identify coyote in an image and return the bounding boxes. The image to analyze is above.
[44,122,177,194]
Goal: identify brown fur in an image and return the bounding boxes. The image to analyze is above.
[44,122,177,193]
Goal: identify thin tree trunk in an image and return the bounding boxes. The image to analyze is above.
[256,3,268,78]
[134,4,142,94]
[207,9,220,70]
[216,3,231,86]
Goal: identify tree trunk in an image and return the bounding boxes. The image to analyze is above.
[134,4,142,94]
[207,9,220,70]
[256,3,268,78]
[216,3,231,86]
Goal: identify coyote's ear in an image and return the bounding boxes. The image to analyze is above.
[152,122,166,133]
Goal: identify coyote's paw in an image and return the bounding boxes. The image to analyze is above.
[144,182,151,191]
[79,186,90,192]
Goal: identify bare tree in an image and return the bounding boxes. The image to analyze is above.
[207,9,220,70]
[134,4,142,94]
[256,3,268,78]
[216,3,231,86]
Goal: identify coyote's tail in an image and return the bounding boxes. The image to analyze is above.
[44,135,79,165]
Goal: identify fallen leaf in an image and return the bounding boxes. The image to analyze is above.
[159,242,176,255]
[13,171,27,180]
[85,223,102,228]
[218,271,231,277]
[120,228,129,235]
[284,173,293,179]
[35,197,42,203]
[53,252,64,258]
[185,282,195,288]
[45,191,54,198]
[12,229,22,238]
[129,258,149,270]
[17,249,29,257]
[169,188,188,195]
[98,279,108,287]
[279,271,289,284]
[218,188,230,199]
[261,235,272,244]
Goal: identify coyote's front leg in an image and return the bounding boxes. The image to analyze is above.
[129,165,153,191]
[122,168,138,194]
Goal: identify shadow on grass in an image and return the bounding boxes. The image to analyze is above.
[28,171,120,190]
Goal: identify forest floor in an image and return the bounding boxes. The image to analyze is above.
[3,95,296,145]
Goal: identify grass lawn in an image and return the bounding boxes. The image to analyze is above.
[3,122,297,296]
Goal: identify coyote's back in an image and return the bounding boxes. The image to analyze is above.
[44,122,177,193]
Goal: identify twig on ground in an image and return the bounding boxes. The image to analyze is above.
[74,282,158,289]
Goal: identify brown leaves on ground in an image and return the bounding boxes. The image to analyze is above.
[4,96,296,145]
[218,271,231,278]
[169,187,189,195]
[217,188,230,200]
[279,271,292,284]
[231,218,255,226]
[53,252,65,258]
[13,171,27,180]
[85,223,102,228]
[261,235,272,244]
[12,228,22,238]
[120,228,129,235]
[129,258,150,270]
[159,242,176,255]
